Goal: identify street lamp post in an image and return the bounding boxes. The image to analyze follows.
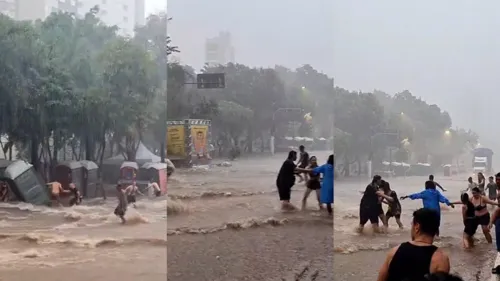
[368,132,400,178]
[270,107,303,155]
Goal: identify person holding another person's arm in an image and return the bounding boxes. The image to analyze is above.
[400,181,454,237]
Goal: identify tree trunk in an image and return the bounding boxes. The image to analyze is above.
[343,155,350,177]
[247,129,254,154]
[85,135,92,161]
[30,135,40,171]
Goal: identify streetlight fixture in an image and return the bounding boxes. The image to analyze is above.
[444,130,451,136]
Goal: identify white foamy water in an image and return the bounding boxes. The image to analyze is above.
[0,194,167,281]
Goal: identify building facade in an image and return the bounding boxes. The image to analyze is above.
[205,31,235,66]
[1,0,145,36]
[0,0,16,18]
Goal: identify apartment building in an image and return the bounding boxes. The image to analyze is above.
[0,0,16,18]
[2,0,145,36]
[205,31,235,66]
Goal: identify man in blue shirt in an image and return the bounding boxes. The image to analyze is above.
[401,181,454,237]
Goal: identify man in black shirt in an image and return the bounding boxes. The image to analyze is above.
[377,208,450,281]
[277,150,298,210]
[296,145,310,183]
[358,175,390,233]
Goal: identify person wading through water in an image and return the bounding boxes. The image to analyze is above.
[297,154,334,216]
[381,181,403,229]
[401,181,454,237]
[485,176,497,208]
[300,156,321,210]
[429,174,446,192]
[450,193,477,249]
[276,150,298,211]
[377,208,450,281]
[357,175,392,233]
[296,145,309,183]
[114,184,128,224]
[467,186,497,243]
[477,172,486,195]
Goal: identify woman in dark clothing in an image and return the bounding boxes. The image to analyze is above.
[276,150,298,210]
[301,156,321,210]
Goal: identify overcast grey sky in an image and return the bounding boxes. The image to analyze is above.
[160,0,500,145]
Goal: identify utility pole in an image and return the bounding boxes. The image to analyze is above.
[161,5,168,163]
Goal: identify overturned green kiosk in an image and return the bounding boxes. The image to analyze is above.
[0,160,50,205]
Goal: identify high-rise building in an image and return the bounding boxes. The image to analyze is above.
[0,0,17,18]
[3,0,146,36]
[205,31,235,66]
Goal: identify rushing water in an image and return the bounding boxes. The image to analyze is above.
[0,194,167,281]
[334,176,497,281]
[167,152,333,281]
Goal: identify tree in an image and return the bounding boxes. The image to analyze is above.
[0,10,479,180]
[98,38,159,161]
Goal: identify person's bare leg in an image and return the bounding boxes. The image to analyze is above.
[297,174,304,183]
[302,189,312,210]
[482,226,493,243]
[396,217,404,229]
[303,173,309,183]
[315,189,322,209]
[379,214,388,228]
[356,225,364,233]
[372,223,380,233]
[463,233,473,249]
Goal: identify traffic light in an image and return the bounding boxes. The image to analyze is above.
[197,73,225,89]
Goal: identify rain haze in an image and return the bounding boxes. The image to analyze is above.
[165,0,500,148]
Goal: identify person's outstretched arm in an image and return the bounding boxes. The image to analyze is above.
[435,181,446,192]
[405,191,426,200]
[437,191,452,205]
[312,165,326,175]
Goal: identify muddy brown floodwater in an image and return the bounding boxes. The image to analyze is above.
[334,176,498,281]
[167,152,333,281]
[0,196,167,281]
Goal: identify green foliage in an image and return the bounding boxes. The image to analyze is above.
[0,9,479,174]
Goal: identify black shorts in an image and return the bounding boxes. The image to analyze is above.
[360,207,379,225]
[306,179,321,190]
[378,204,384,215]
[386,210,401,220]
[277,184,292,201]
[155,190,161,197]
[464,218,478,236]
[477,213,490,226]
[127,195,136,204]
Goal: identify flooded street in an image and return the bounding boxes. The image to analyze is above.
[334,176,497,281]
[167,152,333,281]
[0,198,166,281]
